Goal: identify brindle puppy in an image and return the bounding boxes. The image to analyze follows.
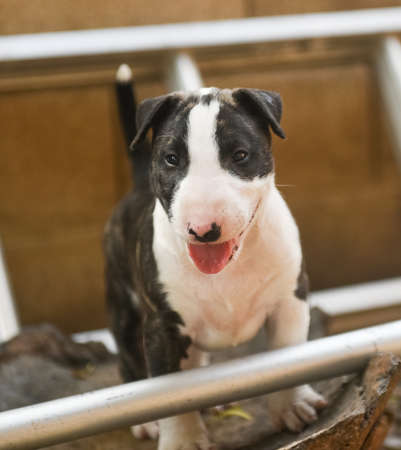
[104,65,326,450]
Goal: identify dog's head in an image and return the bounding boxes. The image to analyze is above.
[131,88,285,275]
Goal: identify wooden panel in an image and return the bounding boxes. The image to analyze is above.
[204,63,401,290]
[247,0,401,16]
[0,84,129,332]
[0,86,120,223]
[0,0,244,35]
[3,0,401,36]
[4,234,108,333]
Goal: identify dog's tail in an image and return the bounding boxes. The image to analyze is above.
[115,64,150,190]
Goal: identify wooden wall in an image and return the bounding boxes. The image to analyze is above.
[1,2,401,333]
[1,0,401,34]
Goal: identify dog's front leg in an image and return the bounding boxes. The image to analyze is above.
[265,296,327,432]
[142,313,216,450]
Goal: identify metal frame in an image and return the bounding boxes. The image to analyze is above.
[2,320,401,449]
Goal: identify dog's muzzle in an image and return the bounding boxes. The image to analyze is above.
[186,201,260,275]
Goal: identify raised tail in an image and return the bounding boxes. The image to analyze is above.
[115,64,150,190]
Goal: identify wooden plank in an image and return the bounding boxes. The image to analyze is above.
[0,0,244,35]
[248,0,401,16]
[4,230,108,333]
[0,84,127,332]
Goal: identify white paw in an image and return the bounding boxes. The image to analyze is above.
[131,421,159,440]
[158,414,216,450]
[267,385,327,433]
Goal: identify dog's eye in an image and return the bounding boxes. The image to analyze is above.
[165,153,179,167]
[232,149,249,163]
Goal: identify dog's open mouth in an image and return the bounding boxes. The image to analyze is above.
[187,200,260,275]
[188,239,237,275]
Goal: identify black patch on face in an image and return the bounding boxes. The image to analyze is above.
[150,101,192,218]
[215,102,274,180]
[294,258,309,301]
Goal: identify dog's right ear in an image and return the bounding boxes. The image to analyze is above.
[129,94,178,152]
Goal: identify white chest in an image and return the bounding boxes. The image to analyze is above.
[165,268,278,350]
[169,285,276,351]
[152,189,301,351]
[155,232,298,351]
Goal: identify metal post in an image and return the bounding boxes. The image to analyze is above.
[1,320,401,449]
[376,37,401,172]
[166,52,203,92]
[0,239,19,342]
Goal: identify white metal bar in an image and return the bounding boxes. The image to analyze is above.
[166,53,204,92]
[376,37,401,170]
[1,320,401,449]
[73,328,117,354]
[310,277,401,316]
[1,8,401,63]
[0,240,19,342]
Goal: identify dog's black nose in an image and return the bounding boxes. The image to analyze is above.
[188,222,221,243]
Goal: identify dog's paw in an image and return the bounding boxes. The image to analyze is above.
[131,421,159,440]
[267,385,327,433]
[158,413,217,450]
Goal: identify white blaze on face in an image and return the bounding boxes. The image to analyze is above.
[170,96,270,274]
[187,100,221,174]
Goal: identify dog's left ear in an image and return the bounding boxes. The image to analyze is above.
[233,88,285,139]
[129,94,178,152]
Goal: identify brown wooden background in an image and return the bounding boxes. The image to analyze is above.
[2,1,401,34]
[1,1,401,333]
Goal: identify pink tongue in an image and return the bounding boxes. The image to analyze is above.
[188,240,235,274]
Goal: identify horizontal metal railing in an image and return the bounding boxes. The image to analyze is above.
[1,320,401,449]
[1,8,401,63]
